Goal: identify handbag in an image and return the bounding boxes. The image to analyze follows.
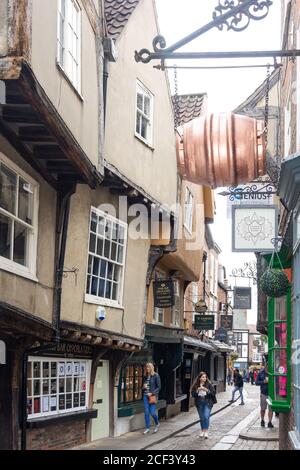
[148,395,157,405]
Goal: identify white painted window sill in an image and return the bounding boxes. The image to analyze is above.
[0,262,38,283]
[84,295,124,310]
[134,133,154,151]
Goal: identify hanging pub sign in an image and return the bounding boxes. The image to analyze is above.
[194,314,215,331]
[215,328,228,342]
[232,205,278,252]
[194,300,208,313]
[234,287,252,310]
[220,315,233,330]
[153,280,174,308]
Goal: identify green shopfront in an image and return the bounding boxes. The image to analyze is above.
[277,152,300,450]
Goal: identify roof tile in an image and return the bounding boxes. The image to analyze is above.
[105,0,140,39]
[172,93,207,127]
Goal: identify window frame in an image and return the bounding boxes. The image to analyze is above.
[27,356,91,419]
[0,153,39,281]
[57,0,82,93]
[119,364,146,405]
[184,187,194,234]
[85,207,128,309]
[135,80,154,146]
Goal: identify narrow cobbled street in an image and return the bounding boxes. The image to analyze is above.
[75,384,278,451]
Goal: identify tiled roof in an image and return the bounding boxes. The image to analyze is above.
[105,0,140,39]
[172,93,207,127]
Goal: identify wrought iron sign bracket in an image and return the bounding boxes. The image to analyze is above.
[135,1,300,66]
[218,183,276,201]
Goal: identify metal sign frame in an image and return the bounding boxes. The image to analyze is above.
[232,205,278,253]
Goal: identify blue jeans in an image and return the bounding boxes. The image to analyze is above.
[232,386,244,403]
[143,394,159,429]
[196,400,211,430]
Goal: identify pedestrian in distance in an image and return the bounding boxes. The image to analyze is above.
[228,369,245,405]
[254,369,258,384]
[227,368,232,386]
[249,369,255,385]
[192,371,217,439]
[255,363,274,429]
[142,363,161,435]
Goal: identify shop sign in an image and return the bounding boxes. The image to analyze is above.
[234,287,252,310]
[194,300,207,313]
[30,342,93,359]
[215,328,228,342]
[153,280,174,308]
[232,205,278,252]
[0,340,6,364]
[220,315,233,330]
[194,314,215,331]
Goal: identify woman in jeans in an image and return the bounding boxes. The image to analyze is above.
[142,363,161,435]
[192,372,216,439]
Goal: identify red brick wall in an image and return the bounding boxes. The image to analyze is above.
[27,420,87,450]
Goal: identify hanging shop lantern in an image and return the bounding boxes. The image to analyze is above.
[176,113,266,188]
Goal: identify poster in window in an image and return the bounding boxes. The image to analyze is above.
[80,362,86,376]
[34,398,40,414]
[50,396,57,411]
[73,362,80,376]
[66,363,72,376]
[80,393,86,407]
[59,395,65,410]
[66,394,72,409]
[42,396,49,413]
[74,394,79,408]
[58,362,65,376]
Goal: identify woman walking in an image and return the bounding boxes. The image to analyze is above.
[142,363,161,435]
[192,372,216,439]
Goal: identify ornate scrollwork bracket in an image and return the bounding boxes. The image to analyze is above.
[213,0,273,32]
[135,0,273,64]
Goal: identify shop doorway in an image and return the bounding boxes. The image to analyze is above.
[91,361,110,441]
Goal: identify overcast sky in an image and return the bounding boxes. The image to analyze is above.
[155,0,282,324]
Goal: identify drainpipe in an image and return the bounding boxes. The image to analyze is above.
[103,58,109,127]
[53,186,76,343]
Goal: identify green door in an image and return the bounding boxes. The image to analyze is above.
[92,361,110,441]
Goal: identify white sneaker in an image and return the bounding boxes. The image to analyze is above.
[204,432,209,439]
[143,429,150,435]
[153,424,160,433]
[198,431,204,438]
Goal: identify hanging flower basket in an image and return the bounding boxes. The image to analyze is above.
[260,268,290,298]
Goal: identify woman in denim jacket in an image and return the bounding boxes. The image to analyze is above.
[142,363,161,435]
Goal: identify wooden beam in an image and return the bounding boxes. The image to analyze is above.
[81,0,99,34]
[0,116,58,188]
[0,58,22,81]
[18,62,103,188]
[7,0,32,61]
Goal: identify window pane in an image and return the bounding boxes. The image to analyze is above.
[137,93,143,111]
[13,222,28,266]
[144,96,150,116]
[274,349,287,374]
[34,398,40,414]
[0,163,17,215]
[50,396,57,412]
[27,363,32,379]
[43,363,49,378]
[90,212,97,233]
[105,220,112,239]
[114,265,120,282]
[136,112,141,134]
[33,362,41,378]
[274,323,287,348]
[100,260,107,278]
[51,379,57,394]
[141,117,148,139]
[107,262,113,280]
[118,226,125,245]
[117,246,124,263]
[112,283,118,301]
[66,378,72,393]
[18,179,33,225]
[274,375,287,401]
[33,380,40,396]
[275,297,287,321]
[105,281,112,299]
[43,380,49,395]
[111,242,117,261]
[87,255,93,274]
[51,363,57,377]
[97,238,104,256]
[104,239,110,258]
[59,395,65,410]
[93,258,100,276]
[98,217,105,236]
[98,279,105,298]
[91,277,98,296]
[0,214,11,260]
[89,233,96,253]
[59,378,65,393]
[27,380,32,397]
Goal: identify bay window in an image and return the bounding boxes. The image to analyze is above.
[0,154,38,279]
